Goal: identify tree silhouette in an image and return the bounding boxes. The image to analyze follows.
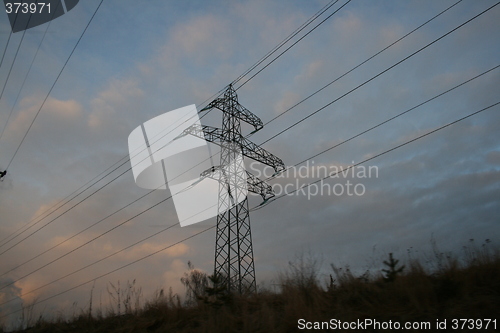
[382,253,405,282]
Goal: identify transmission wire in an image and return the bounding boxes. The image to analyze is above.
[236,0,352,90]
[0,2,61,143]
[260,1,499,145]
[0,0,350,249]
[5,0,105,170]
[1,99,496,316]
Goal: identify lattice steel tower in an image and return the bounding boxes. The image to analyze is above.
[181,85,284,294]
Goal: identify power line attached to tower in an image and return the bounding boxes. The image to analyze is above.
[180,84,284,294]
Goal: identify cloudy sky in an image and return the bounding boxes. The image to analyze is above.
[0,0,499,328]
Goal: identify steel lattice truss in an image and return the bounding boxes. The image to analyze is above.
[181,84,284,294]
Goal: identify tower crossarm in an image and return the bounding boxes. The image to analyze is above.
[180,124,285,174]
[200,90,263,132]
[238,137,285,174]
[245,171,275,200]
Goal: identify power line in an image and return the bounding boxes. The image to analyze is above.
[0,190,221,306]
[139,0,478,194]
[0,84,220,246]
[0,186,159,279]
[3,63,496,298]
[5,0,104,170]
[23,0,346,238]
[0,29,27,101]
[0,0,350,251]
[0,2,61,143]
[0,191,176,293]
[231,0,340,86]
[0,30,13,69]
[260,0,463,128]
[0,165,130,255]
[1,0,489,263]
[0,9,40,139]
[0,154,129,247]
[260,1,499,145]
[0,100,222,252]
[3,0,485,260]
[48,0,465,250]
[1,146,222,292]
[0,12,20,68]
[249,65,500,188]
[0,222,176,306]
[0,115,190,249]
[0,86,284,292]
[235,0,352,91]
[0,1,496,318]
[0,224,215,316]
[0,0,486,294]
[0,105,211,249]
[252,101,500,211]
[0,106,201,251]
[286,65,499,172]
[0,95,227,251]
[0,145,220,277]
[2,98,496,316]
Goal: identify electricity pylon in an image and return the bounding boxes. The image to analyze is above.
[181,84,284,294]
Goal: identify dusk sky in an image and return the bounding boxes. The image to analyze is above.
[0,0,499,329]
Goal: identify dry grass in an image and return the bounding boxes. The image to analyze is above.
[7,241,500,333]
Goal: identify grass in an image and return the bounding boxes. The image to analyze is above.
[4,240,500,332]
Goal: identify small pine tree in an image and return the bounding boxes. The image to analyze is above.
[203,274,231,308]
[382,253,405,282]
